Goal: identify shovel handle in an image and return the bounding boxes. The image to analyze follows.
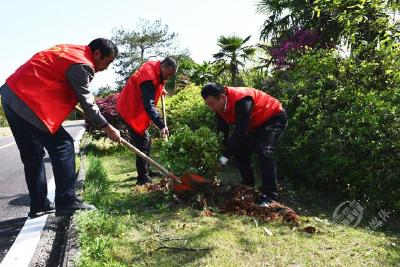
[120,138,181,183]
[119,140,181,183]
[161,94,168,141]
[74,105,180,183]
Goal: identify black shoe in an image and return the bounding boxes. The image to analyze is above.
[136,176,153,185]
[256,195,276,208]
[149,170,162,177]
[55,199,96,217]
[28,202,55,218]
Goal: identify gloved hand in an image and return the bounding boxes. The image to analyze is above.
[216,156,229,171]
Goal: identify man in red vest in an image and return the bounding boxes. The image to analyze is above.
[201,83,288,207]
[117,57,177,185]
[0,38,121,217]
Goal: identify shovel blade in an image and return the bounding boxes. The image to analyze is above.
[173,183,196,199]
[181,172,212,192]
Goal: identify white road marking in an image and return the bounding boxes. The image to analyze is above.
[0,122,84,266]
[0,142,15,150]
[0,177,55,267]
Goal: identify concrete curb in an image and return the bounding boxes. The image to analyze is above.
[59,151,87,267]
[28,143,88,267]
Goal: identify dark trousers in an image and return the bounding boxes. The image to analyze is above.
[127,127,151,179]
[2,99,77,210]
[234,111,288,200]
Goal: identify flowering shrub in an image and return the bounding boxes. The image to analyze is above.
[269,28,321,68]
[85,93,131,141]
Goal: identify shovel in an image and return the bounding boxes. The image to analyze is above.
[161,94,168,141]
[75,106,211,196]
[120,138,211,196]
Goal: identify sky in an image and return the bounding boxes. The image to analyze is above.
[0,0,266,90]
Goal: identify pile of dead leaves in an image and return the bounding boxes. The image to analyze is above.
[142,178,169,192]
[214,185,300,225]
[137,180,300,225]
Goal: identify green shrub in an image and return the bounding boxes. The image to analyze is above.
[158,126,222,178]
[268,48,400,212]
[240,68,268,90]
[164,84,215,132]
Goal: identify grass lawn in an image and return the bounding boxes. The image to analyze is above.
[75,138,400,266]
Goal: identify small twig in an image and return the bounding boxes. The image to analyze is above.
[154,233,188,241]
[154,246,210,252]
[151,226,211,252]
[154,240,210,252]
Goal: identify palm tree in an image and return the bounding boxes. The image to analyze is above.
[213,35,256,86]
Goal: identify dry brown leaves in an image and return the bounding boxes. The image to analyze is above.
[217,185,300,225]
[136,180,300,225]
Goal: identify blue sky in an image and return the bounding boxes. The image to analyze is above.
[0,0,265,90]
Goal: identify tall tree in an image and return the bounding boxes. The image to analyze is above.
[112,19,180,89]
[257,0,400,51]
[213,35,256,86]
[256,0,341,47]
[164,54,194,92]
[95,85,116,98]
[312,0,400,53]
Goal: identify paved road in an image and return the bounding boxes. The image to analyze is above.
[0,121,85,263]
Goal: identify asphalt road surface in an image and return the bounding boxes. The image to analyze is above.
[0,120,85,263]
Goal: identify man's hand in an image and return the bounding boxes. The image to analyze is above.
[162,89,168,96]
[103,124,121,142]
[160,126,169,139]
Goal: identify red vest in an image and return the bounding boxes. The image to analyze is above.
[218,86,283,131]
[117,61,164,134]
[6,44,95,134]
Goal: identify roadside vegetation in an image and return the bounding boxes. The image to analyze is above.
[75,0,400,265]
[75,138,399,266]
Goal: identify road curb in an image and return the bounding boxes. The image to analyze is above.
[59,149,88,267]
[28,142,88,267]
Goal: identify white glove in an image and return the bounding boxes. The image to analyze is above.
[219,156,229,166]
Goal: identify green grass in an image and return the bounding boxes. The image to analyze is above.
[75,138,400,266]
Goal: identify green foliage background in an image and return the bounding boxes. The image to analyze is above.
[268,48,400,212]
[164,84,215,132]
